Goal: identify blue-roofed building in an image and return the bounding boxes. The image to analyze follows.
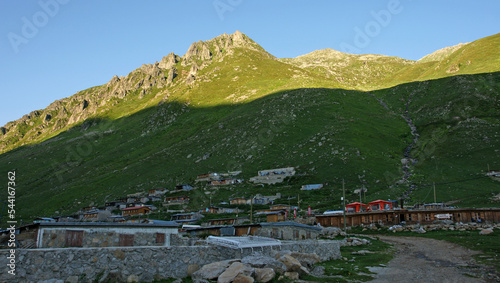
[300,184,324,191]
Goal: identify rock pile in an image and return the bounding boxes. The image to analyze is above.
[384,222,500,234]
[192,251,322,283]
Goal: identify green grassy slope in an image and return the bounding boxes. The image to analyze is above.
[373,72,500,207]
[0,32,499,224]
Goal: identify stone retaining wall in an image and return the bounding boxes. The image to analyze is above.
[0,240,342,282]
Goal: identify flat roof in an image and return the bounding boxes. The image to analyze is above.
[38,222,179,228]
[260,221,322,231]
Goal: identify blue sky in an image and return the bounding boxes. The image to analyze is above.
[0,0,499,126]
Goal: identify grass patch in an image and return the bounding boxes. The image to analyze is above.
[304,237,394,282]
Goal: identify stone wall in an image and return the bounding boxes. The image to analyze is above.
[38,227,175,248]
[256,226,320,240]
[0,240,342,282]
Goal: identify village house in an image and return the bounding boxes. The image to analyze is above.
[209,179,243,186]
[230,197,249,205]
[301,184,324,191]
[165,195,190,204]
[345,202,368,213]
[122,206,152,217]
[368,200,393,211]
[171,212,203,224]
[33,217,56,224]
[186,222,321,240]
[316,207,500,228]
[204,217,250,226]
[148,188,168,196]
[80,205,97,214]
[176,184,194,191]
[257,222,322,240]
[10,222,179,249]
[196,171,242,183]
[256,210,286,223]
[249,167,296,184]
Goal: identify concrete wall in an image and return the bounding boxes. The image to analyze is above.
[0,240,342,282]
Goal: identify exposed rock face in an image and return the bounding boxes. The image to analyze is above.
[186,74,196,85]
[159,52,179,69]
[182,41,212,66]
[167,67,177,84]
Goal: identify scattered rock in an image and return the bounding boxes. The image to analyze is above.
[479,228,494,235]
[290,252,320,268]
[187,264,200,276]
[217,262,254,283]
[241,254,286,274]
[284,271,300,280]
[311,266,325,277]
[233,274,254,283]
[254,268,275,283]
[192,260,232,280]
[278,254,302,273]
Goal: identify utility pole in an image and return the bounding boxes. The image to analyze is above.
[433,183,437,203]
[342,179,346,233]
[250,196,253,223]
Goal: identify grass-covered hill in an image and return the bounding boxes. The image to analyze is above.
[0,31,499,223]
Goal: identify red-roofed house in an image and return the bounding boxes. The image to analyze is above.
[122,206,152,216]
[345,202,368,213]
[368,200,392,211]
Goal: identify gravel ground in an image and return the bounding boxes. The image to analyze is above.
[369,236,499,283]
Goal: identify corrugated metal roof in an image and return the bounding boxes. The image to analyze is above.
[260,221,322,231]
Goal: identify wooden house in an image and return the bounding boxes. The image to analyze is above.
[368,200,392,211]
[165,195,190,204]
[230,197,248,205]
[122,206,152,217]
[345,202,368,213]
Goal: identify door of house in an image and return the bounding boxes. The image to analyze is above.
[65,230,84,247]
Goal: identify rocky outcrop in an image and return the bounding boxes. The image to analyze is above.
[159,52,179,70]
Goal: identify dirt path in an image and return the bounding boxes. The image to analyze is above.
[369,236,498,283]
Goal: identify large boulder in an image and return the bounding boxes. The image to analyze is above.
[278,254,302,273]
[290,252,320,269]
[255,268,276,283]
[217,262,255,283]
[233,274,254,283]
[192,260,237,280]
[241,254,286,274]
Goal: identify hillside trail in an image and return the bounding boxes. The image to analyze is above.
[369,236,500,283]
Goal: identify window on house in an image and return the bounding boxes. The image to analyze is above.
[65,230,84,247]
[119,234,134,246]
[293,230,299,239]
[156,233,166,244]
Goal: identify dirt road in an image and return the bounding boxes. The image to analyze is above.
[369,236,499,283]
